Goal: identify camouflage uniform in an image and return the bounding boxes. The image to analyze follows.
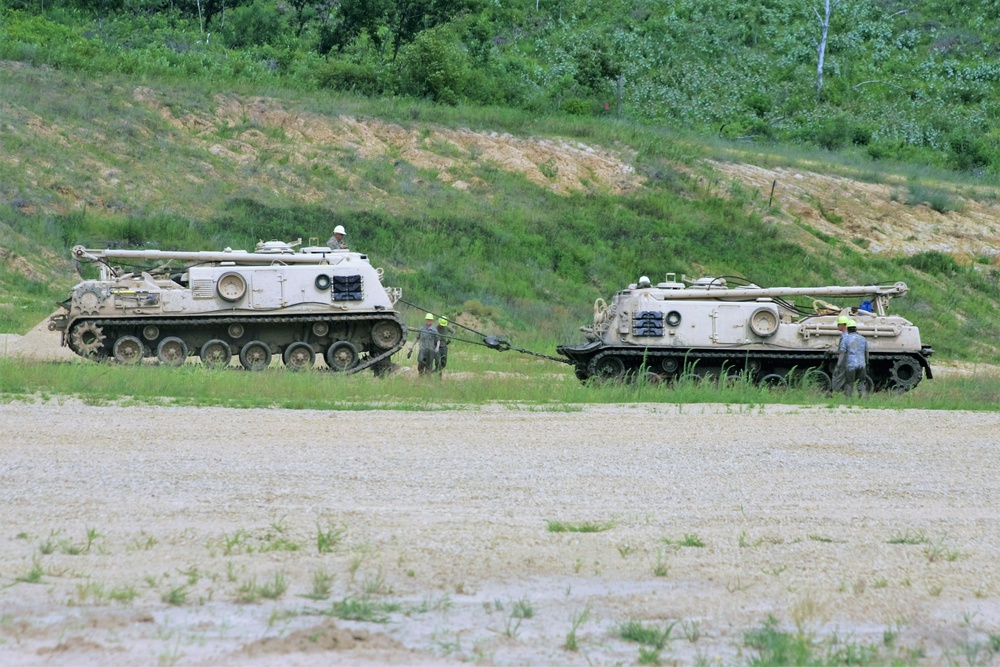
[837,331,869,397]
[326,235,347,249]
[414,324,439,375]
[436,322,454,372]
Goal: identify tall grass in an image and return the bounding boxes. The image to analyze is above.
[2,352,998,411]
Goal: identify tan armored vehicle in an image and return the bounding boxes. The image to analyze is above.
[48,240,406,372]
[557,274,933,391]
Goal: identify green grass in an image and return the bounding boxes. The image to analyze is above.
[618,619,677,650]
[743,615,893,666]
[546,520,615,533]
[3,354,1000,411]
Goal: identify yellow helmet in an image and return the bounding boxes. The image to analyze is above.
[837,315,849,325]
[425,313,435,321]
[847,319,857,328]
[438,317,448,326]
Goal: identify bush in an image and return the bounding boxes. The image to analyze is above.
[947,132,991,172]
[904,251,960,275]
[222,0,282,49]
[397,25,470,105]
[313,59,389,96]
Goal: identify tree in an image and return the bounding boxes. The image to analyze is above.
[814,0,843,95]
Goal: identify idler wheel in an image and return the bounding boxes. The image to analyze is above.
[590,355,626,381]
[370,319,403,350]
[888,357,922,390]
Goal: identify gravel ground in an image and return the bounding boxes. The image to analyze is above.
[2,400,1000,666]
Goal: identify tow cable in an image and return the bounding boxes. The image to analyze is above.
[397,298,572,365]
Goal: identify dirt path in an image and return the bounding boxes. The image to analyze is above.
[1,401,999,665]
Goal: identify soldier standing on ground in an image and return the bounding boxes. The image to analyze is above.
[436,317,454,375]
[406,313,439,376]
[327,225,347,249]
[838,319,869,397]
[830,315,850,394]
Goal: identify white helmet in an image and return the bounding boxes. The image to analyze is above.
[638,275,651,287]
[333,225,346,235]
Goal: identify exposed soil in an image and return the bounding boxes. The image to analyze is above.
[1,399,999,666]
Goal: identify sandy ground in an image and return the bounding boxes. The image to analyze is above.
[2,398,1000,665]
[3,322,1000,665]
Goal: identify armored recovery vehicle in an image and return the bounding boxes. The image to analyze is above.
[557,274,933,391]
[48,240,406,372]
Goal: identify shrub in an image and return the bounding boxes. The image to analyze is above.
[903,251,960,275]
[222,0,282,49]
[397,25,470,105]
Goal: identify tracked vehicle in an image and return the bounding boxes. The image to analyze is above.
[48,240,406,372]
[557,274,933,391]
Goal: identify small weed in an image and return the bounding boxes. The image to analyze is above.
[637,646,662,665]
[681,619,701,643]
[302,570,334,600]
[15,532,29,540]
[15,558,44,584]
[504,596,534,638]
[109,585,139,603]
[76,580,106,604]
[546,520,613,533]
[130,533,158,551]
[326,596,397,623]
[162,586,188,606]
[807,534,835,543]
[316,522,346,553]
[652,548,669,577]
[887,530,928,545]
[222,529,250,555]
[872,578,888,589]
[739,531,762,548]
[763,565,787,576]
[924,535,960,562]
[618,619,677,649]
[259,572,288,600]
[617,543,633,558]
[928,584,943,597]
[679,534,705,547]
[564,606,590,651]
[179,566,201,586]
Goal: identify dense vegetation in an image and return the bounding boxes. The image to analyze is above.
[3,0,1000,171]
[2,2,1000,366]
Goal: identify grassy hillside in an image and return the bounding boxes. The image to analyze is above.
[2,63,1000,363]
[4,1,1000,172]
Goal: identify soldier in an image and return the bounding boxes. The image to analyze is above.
[837,319,870,397]
[406,313,439,375]
[436,317,454,374]
[636,275,651,288]
[327,225,347,250]
[830,315,850,394]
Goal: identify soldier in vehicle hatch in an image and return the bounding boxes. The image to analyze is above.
[406,313,439,375]
[327,225,347,249]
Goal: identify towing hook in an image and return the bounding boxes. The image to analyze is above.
[483,335,511,352]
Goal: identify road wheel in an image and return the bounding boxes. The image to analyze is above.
[239,340,272,371]
[113,335,144,365]
[283,342,316,371]
[156,336,188,366]
[200,339,232,368]
[326,341,359,372]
